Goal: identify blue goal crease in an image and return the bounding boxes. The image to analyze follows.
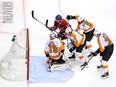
[29,56,74,83]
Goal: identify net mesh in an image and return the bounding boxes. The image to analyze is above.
[0,29,29,81]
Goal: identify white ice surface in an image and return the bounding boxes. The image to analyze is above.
[0,0,116,87]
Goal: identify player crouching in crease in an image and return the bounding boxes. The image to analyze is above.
[88,30,114,79]
[44,32,68,72]
[65,27,88,69]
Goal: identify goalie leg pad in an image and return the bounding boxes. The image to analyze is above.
[50,63,69,71]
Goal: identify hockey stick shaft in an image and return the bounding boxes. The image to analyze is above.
[32,10,60,33]
[32,10,67,39]
[81,56,94,71]
[32,10,47,27]
[63,53,74,71]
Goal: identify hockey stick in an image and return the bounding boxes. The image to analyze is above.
[31,10,67,38]
[47,59,53,72]
[32,10,53,31]
[81,56,94,71]
[32,10,48,27]
[31,10,59,33]
[63,53,74,71]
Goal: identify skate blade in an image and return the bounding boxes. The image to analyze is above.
[97,68,103,71]
[101,76,109,79]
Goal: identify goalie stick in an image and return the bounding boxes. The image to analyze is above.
[81,55,94,71]
[63,53,74,71]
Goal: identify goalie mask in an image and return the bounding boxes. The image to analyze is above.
[94,30,101,37]
[49,32,56,40]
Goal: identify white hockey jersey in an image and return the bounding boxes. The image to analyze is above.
[74,15,95,33]
[97,33,113,52]
[66,31,85,47]
[77,20,95,33]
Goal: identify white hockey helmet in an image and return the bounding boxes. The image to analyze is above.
[94,30,101,37]
[49,32,56,40]
[65,27,72,34]
[78,16,85,24]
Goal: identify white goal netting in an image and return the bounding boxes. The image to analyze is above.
[0,29,30,81]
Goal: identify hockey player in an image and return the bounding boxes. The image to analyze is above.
[66,15,95,55]
[88,30,114,78]
[44,32,66,71]
[65,27,88,68]
[49,14,70,40]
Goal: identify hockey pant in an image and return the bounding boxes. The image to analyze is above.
[67,42,86,63]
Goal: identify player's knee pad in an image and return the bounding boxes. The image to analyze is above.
[101,60,108,67]
[86,41,92,49]
[67,42,75,52]
[86,41,92,46]
[76,52,84,59]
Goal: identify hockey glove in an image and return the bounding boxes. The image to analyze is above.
[88,49,100,57]
[61,50,65,56]
[69,47,75,52]
[45,54,49,57]
[92,49,100,56]
[88,51,98,57]
[49,27,54,31]
[61,50,64,54]
[92,51,98,56]
[66,15,75,20]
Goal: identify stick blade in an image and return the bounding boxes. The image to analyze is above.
[31,10,35,18]
[46,19,48,26]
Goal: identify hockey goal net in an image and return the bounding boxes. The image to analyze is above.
[0,28,30,81]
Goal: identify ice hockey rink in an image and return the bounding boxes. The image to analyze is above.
[0,0,116,87]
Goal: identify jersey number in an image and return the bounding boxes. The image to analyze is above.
[49,44,58,53]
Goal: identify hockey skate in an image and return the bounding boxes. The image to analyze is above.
[47,60,59,72]
[68,53,76,61]
[48,61,68,71]
[47,60,54,72]
[101,72,109,79]
[81,61,89,68]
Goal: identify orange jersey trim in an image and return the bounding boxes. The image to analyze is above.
[97,37,104,52]
[71,33,80,47]
[103,65,108,69]
[49,52,61,59]
[79,34,85,45]
[83,21,94,32]
[79,55,84,59]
